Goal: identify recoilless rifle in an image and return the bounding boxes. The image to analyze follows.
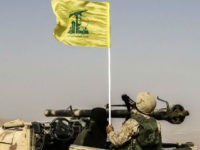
[45,95,189,124]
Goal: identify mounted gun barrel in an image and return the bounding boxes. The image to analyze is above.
[44,105,189,124]
[44,109,129,118]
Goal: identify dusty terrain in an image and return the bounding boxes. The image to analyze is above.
[0,118,12,126]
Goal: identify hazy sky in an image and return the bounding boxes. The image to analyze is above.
[0,0,200,147]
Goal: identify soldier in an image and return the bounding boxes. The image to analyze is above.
[106,92,162,150]
[74,107,108,148]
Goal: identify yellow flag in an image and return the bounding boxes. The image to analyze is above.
[52,0,110,48]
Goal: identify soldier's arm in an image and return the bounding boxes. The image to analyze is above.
[107,118,139,146]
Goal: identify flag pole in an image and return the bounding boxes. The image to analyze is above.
[107,0,111,125]
[108,47,111,124]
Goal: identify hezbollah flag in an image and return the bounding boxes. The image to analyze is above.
[52,0,110,48]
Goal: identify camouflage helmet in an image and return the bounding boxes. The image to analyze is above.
[136,92,156,114]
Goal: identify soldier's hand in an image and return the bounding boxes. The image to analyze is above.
[106,125,114,133]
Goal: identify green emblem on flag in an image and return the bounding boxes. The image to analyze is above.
[68,10,89,35]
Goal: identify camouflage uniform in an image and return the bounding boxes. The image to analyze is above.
[108,118,139,147]
[108,109,161,150]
